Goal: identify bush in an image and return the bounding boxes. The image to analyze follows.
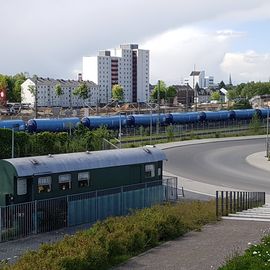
[219,235,270,270]
[1,201,216,270]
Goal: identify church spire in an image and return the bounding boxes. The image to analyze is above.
[229,73,232,86]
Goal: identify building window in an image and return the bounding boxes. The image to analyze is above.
[17,178,27,195]
[38,176,52,193]
[145,164,155,178]
[78,172,90,188]
[59,174,71,190]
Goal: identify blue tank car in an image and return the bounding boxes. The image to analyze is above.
[166,112,201,124]
[256,108,270,118]
[232,109,257,120]
[127,114,166,127]
[81,115,127,129]
[27,118,81,133]
[204,110,234,121]
[0,120,26,131]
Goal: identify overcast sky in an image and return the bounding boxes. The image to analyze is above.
[1,0,270,85]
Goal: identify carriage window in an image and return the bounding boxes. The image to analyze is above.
[38,176,52,193]
[59,174,71,190]
[145,164,155,178]
[17,178,27,195]
[78,172,90,188]
[158,167,161,176]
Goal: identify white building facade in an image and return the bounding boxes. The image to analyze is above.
[21,77,98,108]
[83,44,149,103]
[189,71,215,89]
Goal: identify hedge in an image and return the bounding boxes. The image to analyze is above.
[1,201,216,270]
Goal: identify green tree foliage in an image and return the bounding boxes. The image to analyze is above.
[230,99,252,109]
[0,126,113,159]
[211,91,221,101]
[151,81,166,101]
[0,73,26,102]
[218,80,226,89]
[112,84,124,101]
[73,82,89,100]
[166,86,177,102]
[227,82,270,101]
[55,84,63,96]
[151,81,177,102]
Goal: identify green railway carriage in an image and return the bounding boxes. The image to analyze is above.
[0,147,166,206]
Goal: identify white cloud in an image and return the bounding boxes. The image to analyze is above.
[142,27,244,85]
[221,51,270,83]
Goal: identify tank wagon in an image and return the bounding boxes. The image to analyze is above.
[165,112,203,125]
[232,109,257,120]
[0,120,25,131]
[0,108,269,133]
[126,114,166,127]
[27,118,81,133]
[0,147,166,206]
[81,115,127,129]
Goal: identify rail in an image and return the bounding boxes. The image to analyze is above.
[216,191,265,217]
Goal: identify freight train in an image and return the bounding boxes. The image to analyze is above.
[0,108,268,133]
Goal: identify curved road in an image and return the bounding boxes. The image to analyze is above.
[163,138,270,193]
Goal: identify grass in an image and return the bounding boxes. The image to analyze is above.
[219,235,270,270]
[1,200,217,270]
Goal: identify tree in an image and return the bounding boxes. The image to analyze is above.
[211,91,221,101]
[112,84,124,101]
[151,80,166,101]
[0,75,8,104]
[230,99,252,109]
[166,86,177,102]
[55,84,63,96]
[218,81,226,89]
[73,82,89,100]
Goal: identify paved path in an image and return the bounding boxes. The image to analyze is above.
[115,220,270,270]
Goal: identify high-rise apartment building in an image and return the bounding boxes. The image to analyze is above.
[83,44,149,104]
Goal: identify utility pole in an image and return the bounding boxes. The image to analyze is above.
[11,127,14,158]
[34,77,38,118]
[186,84,189,112]
[157,80,160,134]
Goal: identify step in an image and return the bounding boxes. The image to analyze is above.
[223,216,270,222]
[228,213,270,219]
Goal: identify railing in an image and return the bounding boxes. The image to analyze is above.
[216,191,265,218]
[0,177,179,242]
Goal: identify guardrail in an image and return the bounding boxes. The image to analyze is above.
[216,191,265,217]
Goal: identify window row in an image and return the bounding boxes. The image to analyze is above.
[17,172,90,195]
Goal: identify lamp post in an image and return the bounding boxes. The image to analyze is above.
[119,112,122,149]
[266,106,269,158]
[157,80,160,134]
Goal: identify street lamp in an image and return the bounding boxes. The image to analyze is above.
[266,106,269,158]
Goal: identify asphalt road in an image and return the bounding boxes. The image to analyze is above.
[163,138,270,193]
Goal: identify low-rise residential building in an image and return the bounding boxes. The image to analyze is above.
[21,77,98,108]
[173,84,194,108]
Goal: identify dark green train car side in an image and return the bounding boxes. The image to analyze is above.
[0,147,166,206]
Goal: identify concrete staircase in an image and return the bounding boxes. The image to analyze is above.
[223,204,270,222]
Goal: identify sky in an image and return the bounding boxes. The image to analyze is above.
[0,0,270,85]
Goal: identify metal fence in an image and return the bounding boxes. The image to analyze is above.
[216,191,265,218]
[0,177,179,242]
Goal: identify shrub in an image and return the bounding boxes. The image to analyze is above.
[1,201,216,270]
